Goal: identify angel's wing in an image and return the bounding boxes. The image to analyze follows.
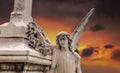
[71,8,95,50]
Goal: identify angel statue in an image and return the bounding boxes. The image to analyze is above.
[26,8,94,73]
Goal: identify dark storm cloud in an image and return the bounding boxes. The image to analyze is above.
[33,2,84,19]
[0,0,13,24]
[33,0,120,18]
[34,0,96,4]
[81,47,94,57]
[89,24,105,32]
[95,0,120,17]
[0,0,14,18]
[32,0,96,19]
[111,50,120,61]
[0,0,120,23]
[104,44,114,49]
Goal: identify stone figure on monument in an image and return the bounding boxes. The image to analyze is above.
[49,31,82,73]
[48,8,94,73]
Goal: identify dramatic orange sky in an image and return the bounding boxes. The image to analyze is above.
[0,0,120,73]
[33,16,120,72]
[35,17,120,73]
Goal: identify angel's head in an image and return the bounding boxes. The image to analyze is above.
[56,31,72,50]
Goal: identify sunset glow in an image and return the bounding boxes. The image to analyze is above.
[34,16,120,70]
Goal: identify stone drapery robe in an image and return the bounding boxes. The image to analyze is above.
[50,48,82,73]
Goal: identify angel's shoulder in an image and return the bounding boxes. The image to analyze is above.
[74,51,81,60]
[52,46,60,53]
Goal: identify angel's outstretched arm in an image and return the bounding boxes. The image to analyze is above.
[71,8,95,50]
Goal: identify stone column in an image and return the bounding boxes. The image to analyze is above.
[10,0,33,24]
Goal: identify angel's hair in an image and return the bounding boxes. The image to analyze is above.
[56,31,72,50]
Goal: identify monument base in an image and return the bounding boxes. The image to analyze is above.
[0,38,51,73]
[0,63,49,73]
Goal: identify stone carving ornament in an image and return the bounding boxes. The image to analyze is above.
[26,22,52,56]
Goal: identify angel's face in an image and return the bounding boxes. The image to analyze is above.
[58,35,68,48]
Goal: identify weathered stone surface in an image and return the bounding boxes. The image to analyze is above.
[0,0,52,73]
[10,0,33,24]
[0,22,27,37]
[0,63,49,73]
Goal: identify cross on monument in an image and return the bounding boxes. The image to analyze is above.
[10,0,33,24]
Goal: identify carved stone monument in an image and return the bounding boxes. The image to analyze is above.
[0,0,52,73]
[0,0,94,73]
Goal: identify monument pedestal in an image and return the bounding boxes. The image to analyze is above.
[0,22,51,73]
[0,0,52,73]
